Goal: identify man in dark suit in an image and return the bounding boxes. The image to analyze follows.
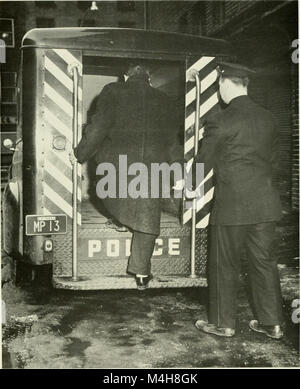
[194,62,284,339]
[70,62,180,290]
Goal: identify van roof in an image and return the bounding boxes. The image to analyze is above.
[22,27,233,57]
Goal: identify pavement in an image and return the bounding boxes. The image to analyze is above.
[1,265,299,368]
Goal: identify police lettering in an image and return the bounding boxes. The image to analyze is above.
[88,238,181,258]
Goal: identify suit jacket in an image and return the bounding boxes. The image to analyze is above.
[75,75,180,234]
[195,95,282,225]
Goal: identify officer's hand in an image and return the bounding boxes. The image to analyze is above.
[69,149,77,165]
[187,68,199,82]
[185,185,201,200]
[173,179,185,191]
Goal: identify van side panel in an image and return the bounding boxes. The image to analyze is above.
[22,48,49,264]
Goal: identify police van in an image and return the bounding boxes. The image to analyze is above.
[2,28,233,290]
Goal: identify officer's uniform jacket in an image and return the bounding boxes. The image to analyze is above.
[75,75,179,235]
[195,95,282,225]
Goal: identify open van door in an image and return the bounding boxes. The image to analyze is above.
[40,49,83,282]
[51,54,204,289]
[183,55,222,277]
[41,48,83,224]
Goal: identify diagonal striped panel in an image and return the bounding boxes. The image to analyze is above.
[44,54,82,101]
[186,56,215,76]
[185,70,218,107]
[185,91,219,130]
[42,49,82,223]
[44,183,82,225]
[44,158,82,201]
[183,56,220,228]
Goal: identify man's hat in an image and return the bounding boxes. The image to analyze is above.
[216,62,256,78]
[125,58,158,74]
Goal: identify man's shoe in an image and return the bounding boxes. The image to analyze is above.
[105,219,128,232]
[195,320,235,338]
[115,225,128,232]
[249,320,283,340]
[135,275,152,291]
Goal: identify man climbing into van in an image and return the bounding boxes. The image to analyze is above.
[69,61,180,290]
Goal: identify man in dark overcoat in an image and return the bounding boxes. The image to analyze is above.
[70,62,180,290]
[194,62,284,339]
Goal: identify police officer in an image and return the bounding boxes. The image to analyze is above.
[69,61,180,290]
[194,62,284,339]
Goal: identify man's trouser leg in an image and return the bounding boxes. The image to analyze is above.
[245,222,284,326]
[208,225,247,329]
[161,197,181,218]
[127,231,157,275]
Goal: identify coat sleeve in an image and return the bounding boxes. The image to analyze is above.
[167,99,182,165]
[74,84,115,164]
[192,115,225,186]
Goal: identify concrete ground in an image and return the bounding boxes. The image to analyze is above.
[2,265,299,368]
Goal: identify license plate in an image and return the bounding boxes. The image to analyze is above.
[26,214,67,236]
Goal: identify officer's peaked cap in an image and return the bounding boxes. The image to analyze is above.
[217,62,256,78]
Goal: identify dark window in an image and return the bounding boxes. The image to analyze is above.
[2,87,17,103]
[117,1,135,12]
[0,18,14,47]
[0,19,13,31]
[78,19,96,27]
[1,72,17,87]
[118,21,136,28]
[77,2,92,11]
[36,18,55,28]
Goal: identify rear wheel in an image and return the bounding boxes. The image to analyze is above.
[32,264,52,288]
[1,252,15,286]
[14,261,52,288]
[15,260,34,286]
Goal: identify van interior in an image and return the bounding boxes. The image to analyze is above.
[81,56,185,230]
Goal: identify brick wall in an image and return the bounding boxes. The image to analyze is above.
[0,1,145,49]
[205,1,257,35]
[23,1,145,31]
[0,1,145,188]
[224,0,254,23]
[205,1,224,35]
[1,1,298,209]
[147,1,197,33]
[149,1,298,215]
[291,62,299,211]
[147,1,256,36]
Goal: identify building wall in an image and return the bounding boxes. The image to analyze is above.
[147,1,197,33]
[291,63,299,211]
[148,0,256,35]
[223,0,253,21]
[149,0,298,212]
[0,1,298,210]
[0,0,145,74]
[22,1,145,31]
[0,1,145,188]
